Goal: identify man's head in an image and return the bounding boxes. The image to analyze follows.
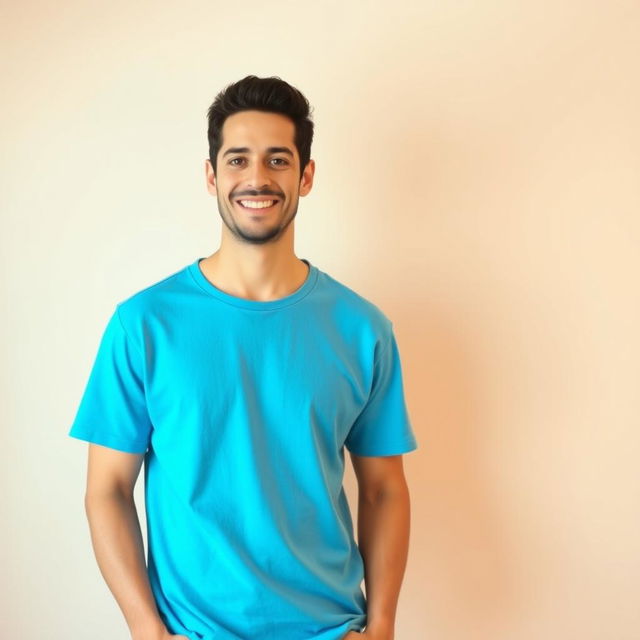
[206,75,314,180]
[204,75,316,245]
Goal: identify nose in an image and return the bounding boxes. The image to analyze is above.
[246,161,271,191]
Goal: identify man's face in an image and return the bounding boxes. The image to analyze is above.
[206,110,314,245]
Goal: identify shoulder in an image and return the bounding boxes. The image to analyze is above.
[315,268,393,345]
[112,262,191,334]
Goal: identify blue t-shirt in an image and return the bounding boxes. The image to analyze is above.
[68,257,418,640]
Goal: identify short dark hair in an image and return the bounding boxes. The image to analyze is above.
[206,75,314,179]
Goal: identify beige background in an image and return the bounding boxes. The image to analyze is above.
[2,1,639,639]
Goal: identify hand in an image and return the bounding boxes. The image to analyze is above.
[132,628,191,640]
[343,630,394,640]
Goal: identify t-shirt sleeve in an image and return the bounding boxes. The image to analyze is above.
[67,304,153,454]
[344,325,418,457]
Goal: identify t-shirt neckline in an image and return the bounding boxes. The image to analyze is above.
[187,257,319,310]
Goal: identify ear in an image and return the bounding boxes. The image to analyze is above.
[205,158,217,197]
[299,158,315,197]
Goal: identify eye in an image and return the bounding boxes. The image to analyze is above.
[228,157,288,167]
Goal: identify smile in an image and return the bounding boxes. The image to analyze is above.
[236,199,279,211]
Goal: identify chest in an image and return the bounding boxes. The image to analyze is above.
[142,315,371,454]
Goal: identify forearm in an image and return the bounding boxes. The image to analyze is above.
[84,492,167,640]
[357,484,411,637]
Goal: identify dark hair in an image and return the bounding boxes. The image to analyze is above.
[206,75,314,179]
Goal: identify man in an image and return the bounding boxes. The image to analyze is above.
[68,75,418,640]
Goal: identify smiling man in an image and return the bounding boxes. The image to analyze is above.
[214,115,303,246]
[68,75,418,640]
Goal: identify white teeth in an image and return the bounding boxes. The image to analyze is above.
[239,200,275,209]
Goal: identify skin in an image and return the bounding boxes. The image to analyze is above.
[85,109,409,640]
[200,109,315,302]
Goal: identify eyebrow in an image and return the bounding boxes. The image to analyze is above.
[222,146,294,158]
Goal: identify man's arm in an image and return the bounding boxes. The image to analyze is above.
[349,453,412,640]
[83,443,171,640]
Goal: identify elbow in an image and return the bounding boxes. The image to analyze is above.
[360,479,410,504]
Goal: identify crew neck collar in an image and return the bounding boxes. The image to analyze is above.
[187,257,319,311]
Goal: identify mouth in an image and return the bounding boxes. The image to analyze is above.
[235,198,280,214]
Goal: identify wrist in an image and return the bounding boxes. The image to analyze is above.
[130,619,167,640]
[365,617,395,639]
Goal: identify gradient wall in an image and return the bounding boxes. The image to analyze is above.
[2,1,639,639]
